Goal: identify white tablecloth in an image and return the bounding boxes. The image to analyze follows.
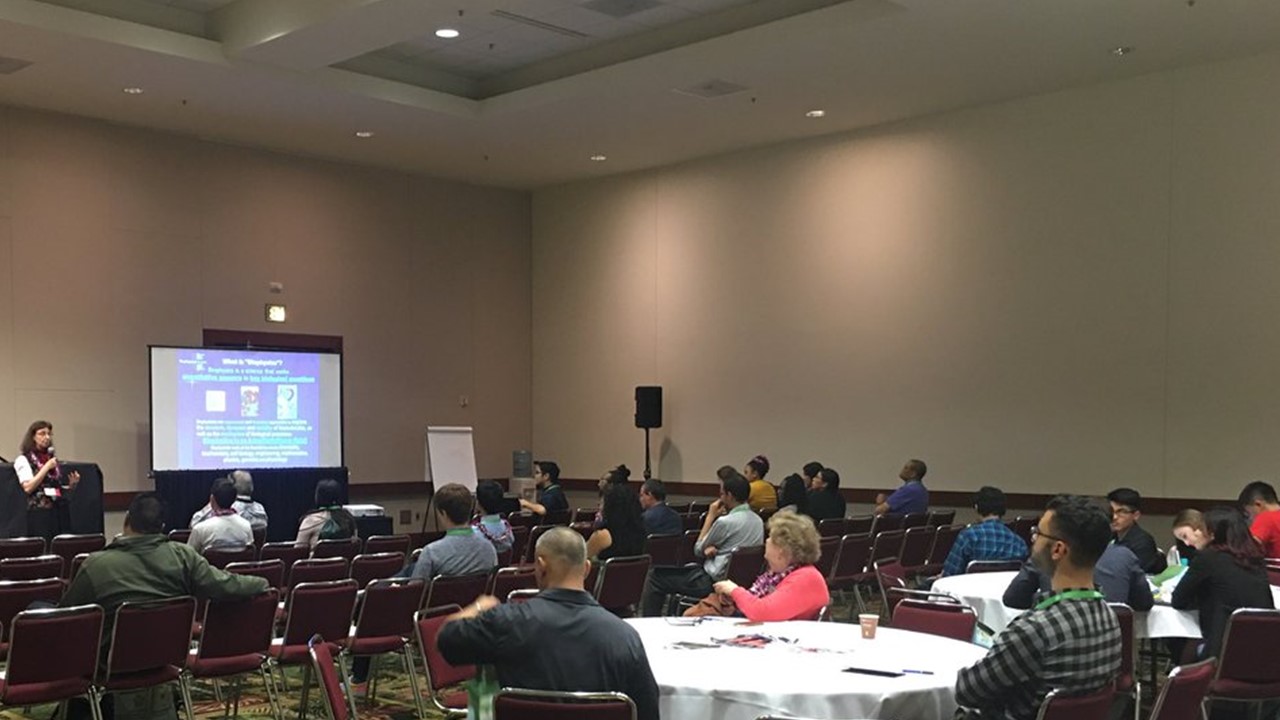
[931,571,1280,639]
[627,617,987,720]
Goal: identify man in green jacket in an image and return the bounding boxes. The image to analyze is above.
[61,492,269,720]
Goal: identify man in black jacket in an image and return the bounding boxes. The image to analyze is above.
[1107,488,1166,574]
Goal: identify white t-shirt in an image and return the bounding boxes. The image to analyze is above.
[13,455,34,483]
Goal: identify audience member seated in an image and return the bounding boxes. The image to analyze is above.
[472,479,515,554]
[956,495,1121,720]
[294,478,355,549]
[1002,542,1154,612]
[1171,506,1275,660]
[588,483,647,561]
[802,461,824,490]
[642,470,764,616]
[707,510,828,621]
[874,458,929,516]
[518,460,568,516]
[777,474,809,516]
[806,467,847,522]
[412,483,499,581]
[190,469,268,532]
[188,476,254,554]
[638,478,682,536]
[1107,487,1166,574]
[744,455,778,511]
[1238,480,1280,558]
[437,527,659,720]
[592,464,632,527]
[942,486,1028,577]
[1170,508,1208,566]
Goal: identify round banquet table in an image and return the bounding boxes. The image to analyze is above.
[627,617,987,720]
[931,571,1280,639]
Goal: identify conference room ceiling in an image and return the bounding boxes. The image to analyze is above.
[1,0,1279,188]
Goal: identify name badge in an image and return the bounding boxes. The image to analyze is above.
[43,486,62,499]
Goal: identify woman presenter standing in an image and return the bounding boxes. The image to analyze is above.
[14,420,79,540]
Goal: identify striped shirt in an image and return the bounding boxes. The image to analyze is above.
[955,589,1120,720]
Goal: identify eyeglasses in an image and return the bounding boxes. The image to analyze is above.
[1111,508,1136,517]
[1030,526,1067,544]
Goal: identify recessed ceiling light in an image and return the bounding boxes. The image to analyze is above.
[805,109,826,118]
[590,154,607,162]
[436,28,460,39]
[122,87,144,95]
[354,131,375,138]
[1111,46,1134,57]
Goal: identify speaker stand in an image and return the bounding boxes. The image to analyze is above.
[642,427,653,481]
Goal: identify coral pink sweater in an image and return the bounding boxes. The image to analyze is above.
[729,565,829,622]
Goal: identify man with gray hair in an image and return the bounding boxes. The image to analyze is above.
[437,527,659,720]
[190,470,269,532]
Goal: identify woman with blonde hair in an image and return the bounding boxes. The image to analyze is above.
[711,510,829,621]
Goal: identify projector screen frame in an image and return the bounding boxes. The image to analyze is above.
[148,343,345,472]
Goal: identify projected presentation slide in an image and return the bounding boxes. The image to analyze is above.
[151,346,343,471]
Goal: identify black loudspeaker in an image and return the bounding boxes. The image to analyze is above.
[635,386,663,429]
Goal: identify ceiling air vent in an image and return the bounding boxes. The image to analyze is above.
[581,0,663,19]
[673,79,748,99]
[0,56,33,75]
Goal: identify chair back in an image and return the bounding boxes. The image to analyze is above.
[1034,685,1115,720]
[2,604,103,699]
[1216,608,1280,684]
[288,557,350,591]
[225,559,286,589]
[510,525,531,563]
[364,534,411,556]
[1109,603,1136,691]
[425,572,492,611]
[828,534,873,584]
[0,578,67,641]
[681,514,703,531]
[105,596,196,678]
[1012,516,1039,546]
[416,605,475,690]
[870,530,904,564]
[0,537,46,561]
[354,578,426,639]
[1149,659,1216,720]
[675,529,700,566]
[593,555,652,613]
[259,542,309,584]
[871,514,904,535]
[281,580,358,647]
[898,526,935,569]
[874,558,910,615]
[966,559,1023,574]
[195,589,279,662]
[167,529,191,543]
[507,514,539,531]
[643,534,681,567]
[70,553,90,581]
[758,508,778,525]
[570,522,595,540]
[496,548,514,567]
[725,546,765,588]
[351,552,406,588]
[490,566,538,601]
[926,510,956,527]
[0,554,64,580]
[494,688,636,720]
[846,516,874,535]
[308,635,350,720]
[312,537,361,562]
[926,525,964,565]
[902,513,929,530]
[507,589,539,604]
[526,525,558,562]
[50,534,106,576]
[817,519,846,538]
[252,527,267,551]
[687,501,712,515]
[203,545,256,570]
[815,536,840,578]
[571,507,599,524]
[891,598,976,641]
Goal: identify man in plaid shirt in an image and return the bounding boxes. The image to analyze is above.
[955,495,1121,720]
[942,486,1029,576]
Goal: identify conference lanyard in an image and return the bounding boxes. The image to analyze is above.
[446,527,474,537]
[1034,589,1105,611]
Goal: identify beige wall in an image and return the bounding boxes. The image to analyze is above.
[532,49,1280,502]
[0,107,532,493]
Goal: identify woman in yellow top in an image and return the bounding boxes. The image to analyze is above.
[744,455,777,511]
